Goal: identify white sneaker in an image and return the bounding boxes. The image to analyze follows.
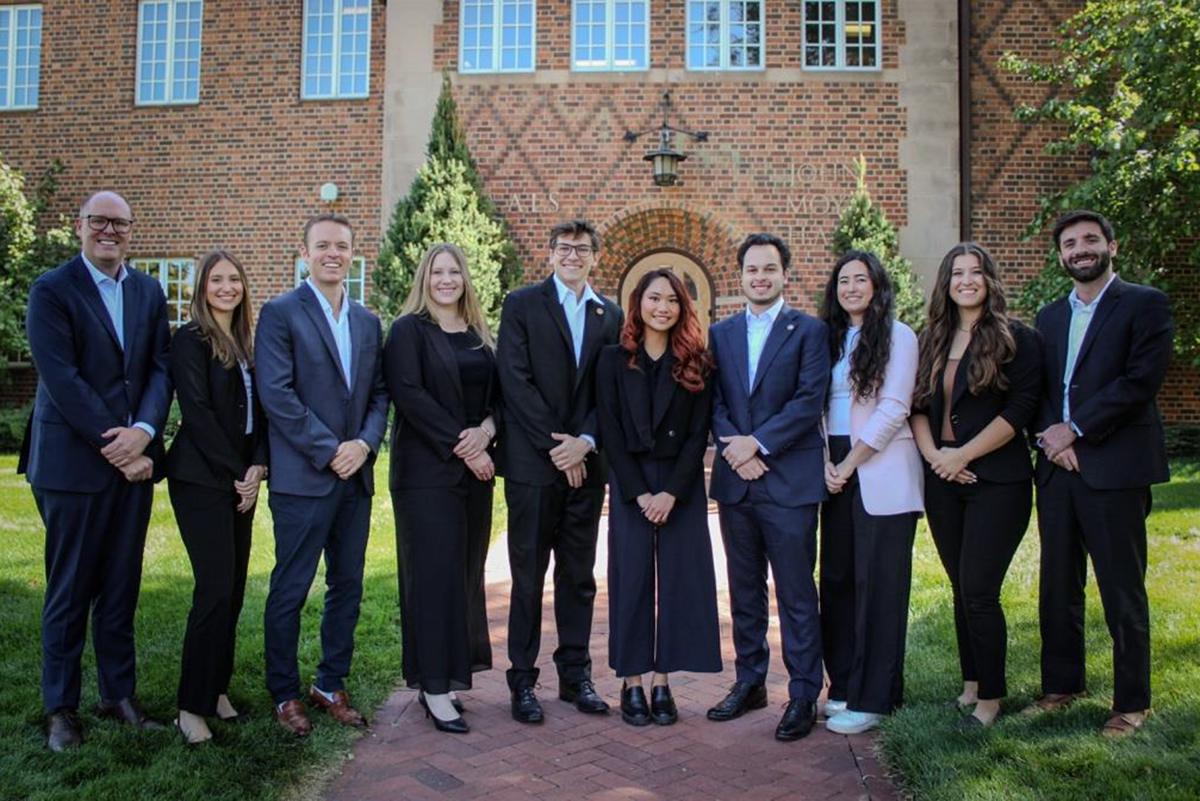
[826,709,884,734]
[822,698,848,717]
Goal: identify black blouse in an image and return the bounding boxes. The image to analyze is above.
[447,330,491,426]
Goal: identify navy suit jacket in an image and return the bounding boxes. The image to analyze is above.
[18,255,172,492]
[709,305,830,508]
[255,284,388,497]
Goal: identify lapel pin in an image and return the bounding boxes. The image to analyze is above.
[596,307,605,315]
[787,324,795,331]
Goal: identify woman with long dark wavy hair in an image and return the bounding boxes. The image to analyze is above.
[817,250,923,734]
[596,268,722,727]
[910,242,1041,727]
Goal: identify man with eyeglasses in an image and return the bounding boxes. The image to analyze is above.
[19,191,172,750]
[496,219,623,723]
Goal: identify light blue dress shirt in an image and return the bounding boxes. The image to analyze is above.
[83,254,156,439]
[828,326,860,436]
[746,296,784,389]
[1062,273,1116,434]
[307,278,353,389]
[553,272,602,367]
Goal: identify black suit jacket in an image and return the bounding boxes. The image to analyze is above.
[164,322,268,490]
[595,344,712,503]
[383,314,500,490]
[1033,276,1172,489]
[915,320,1042,483]
[495,276,624,487]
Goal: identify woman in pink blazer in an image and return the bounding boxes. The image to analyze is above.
[818,250,924,735]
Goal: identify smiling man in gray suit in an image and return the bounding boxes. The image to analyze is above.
[255,213,388,736]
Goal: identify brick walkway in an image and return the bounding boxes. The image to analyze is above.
[324,515,899,801]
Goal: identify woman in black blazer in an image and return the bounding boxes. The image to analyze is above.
[166,250,268,744]
[596,268,721,727]
[910,242,1042,727]
[383,243,499,734]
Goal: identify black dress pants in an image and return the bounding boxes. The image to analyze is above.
[1036,468,1152,712]
[394,476,494,694]
[819,436,918,714]
[169,479,254,716]
[505,479,604,690]
[925,471,1031,700]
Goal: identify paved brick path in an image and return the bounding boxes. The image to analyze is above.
[324,516,899,801]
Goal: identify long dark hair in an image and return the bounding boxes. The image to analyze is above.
[620,269,714,393]
[914,242,1016,407]
[818,250,894,400]
[190,249,254,368]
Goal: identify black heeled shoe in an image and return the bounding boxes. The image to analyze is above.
[418,691,465,715]
[650,685,678,725]
[620,683,651,726]
[423,704,469,734]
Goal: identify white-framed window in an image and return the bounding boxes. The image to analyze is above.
[135,257,196,328]
[302,0,371,99]
[573,1,648,71]
[136,1,203,105]
[0,5,42,111]
[295,256,367,304]
[803,0,880,70]
[686,0,762,71]
[460,0,535,74]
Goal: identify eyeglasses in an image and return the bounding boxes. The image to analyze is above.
[553,243,595,259]
[82,215,134,234]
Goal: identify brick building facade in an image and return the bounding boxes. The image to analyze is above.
[2,0,1196,421]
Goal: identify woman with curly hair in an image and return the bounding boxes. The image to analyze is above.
[596,268,722,727]
[817,250,923,735]
[910,242,1041,728]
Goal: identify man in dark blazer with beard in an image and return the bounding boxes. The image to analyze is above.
[706,233,830,742]
[20,190,172,750]
[1028,210,1173,738]
[496,219,623,723]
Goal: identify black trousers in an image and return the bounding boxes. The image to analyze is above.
[168,479,254,716]
[35,477,153,712]
[394,477,494,694]
[606,462,721,677]
[819,436,918,714]
[504,479,604,690]
[1037,468,1152,712]
[925,471,1031,700]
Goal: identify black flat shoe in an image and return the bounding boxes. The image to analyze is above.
[775,699,818,742]
[419,691,465,715]
[511,687,544,724]
[559,679,610,715]
[45,709,82,752]
[650,685,678,726]
[424,706,469,734]
[620,684,651,726]
[707,682,767,722]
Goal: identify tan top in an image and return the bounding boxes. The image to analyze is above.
[941,357,961,442]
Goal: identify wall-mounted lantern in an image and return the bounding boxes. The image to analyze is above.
[623,91,709,187]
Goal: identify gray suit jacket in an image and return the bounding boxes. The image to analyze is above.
[255,284,388,497]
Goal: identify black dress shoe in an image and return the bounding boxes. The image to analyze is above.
[511,686,544,724]
[423,705,469,734]
[775,699,818,742]
[707,682,767,721]
[559,679,610,714]
[419,691,465,715]
[46,709,82,752]
[96,697,165,730]
[620,684,651,726]
[650,685,678,726]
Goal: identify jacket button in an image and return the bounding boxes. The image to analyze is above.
[667,430,676,437]
[951,414,959,424]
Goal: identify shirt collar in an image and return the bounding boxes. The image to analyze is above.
[307,277,347,319]
[1068,272,1117,312]
[81,252,126,285]
[745,296,785,325]
[552,272,601,307]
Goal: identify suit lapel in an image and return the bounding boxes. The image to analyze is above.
[651,352,677,431]
[1072,277,1123,374]
[299,286,346,387]
[539,277,574,361]
[949,345,971,411]
[1051,299,1071,387]
[623,354,653,447]
[69,258,122,353]
[727,313,750,398]
[425,319,464,407]
[750,308,796,396]
[575,298,606,391]
[120,269,140,370]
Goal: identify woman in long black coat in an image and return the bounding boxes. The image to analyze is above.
[596,268,722,727]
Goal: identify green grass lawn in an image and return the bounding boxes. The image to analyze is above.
[1,455,1197,800]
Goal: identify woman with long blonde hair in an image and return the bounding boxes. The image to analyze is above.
[383,243,500,733]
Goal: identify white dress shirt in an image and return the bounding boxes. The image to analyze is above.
[1062,272,1117,433]
[746,296,785,389]
[553,272,602,366]
[307,278,353,389]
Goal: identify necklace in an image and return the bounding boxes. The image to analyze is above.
[958,326,973,333]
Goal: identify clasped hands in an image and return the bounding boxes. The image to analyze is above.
[1036,422,1080,472]
[550,432,592,488]
[636,491,676,526]
[455,425,495,482]
[329,439,371,480]
[101,426,153,483]
[234,464,267,512]
[924,446,977,484]
[719,435,769,481]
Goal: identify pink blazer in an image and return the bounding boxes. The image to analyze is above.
[826,320,924,516]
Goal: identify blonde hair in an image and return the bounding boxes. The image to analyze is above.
[190,249,255,368]
[401,243,495,349]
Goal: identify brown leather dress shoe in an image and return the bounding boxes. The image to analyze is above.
[308,686,367,727]
[1102,709,1149,738]
[1021,691,1087,715]
[46,709,83,752]
[95,697,165,730]
[275,699,312,737]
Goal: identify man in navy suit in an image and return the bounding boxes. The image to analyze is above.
[706,233,830,741]
[255,213,388,736]
[19,190,172,751]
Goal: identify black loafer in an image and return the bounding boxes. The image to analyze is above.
[707,682,767,722]
[511,686,544,724]
[775,699,818,742]
[95,697,165,730]
[650,685,678,725]
[620,684,651,726]
[46,709,83,752]
[559,679,610,714]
